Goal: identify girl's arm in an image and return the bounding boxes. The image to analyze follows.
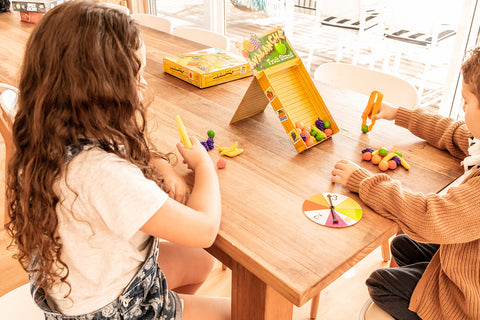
[141,137,221,248]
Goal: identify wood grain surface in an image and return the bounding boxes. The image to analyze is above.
[0,11,463,318]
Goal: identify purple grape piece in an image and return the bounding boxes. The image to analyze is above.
[200,141,209,151]
[362,148,374,153]
[392,156,401,165]
[300,134,306,141]
[206,137,215,149]
[315,118,324,131]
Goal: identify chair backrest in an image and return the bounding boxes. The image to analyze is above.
[131,13,172,33]
[318,0,377,19]
[382,0,457,46]
[0,283,44,319]
[314,63,418,108]
[316,0,382,31]
[0,83,18,228]
[172,26,230,51]
[383,0,456,34]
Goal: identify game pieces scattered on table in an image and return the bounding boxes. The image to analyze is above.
[361,147,410,171]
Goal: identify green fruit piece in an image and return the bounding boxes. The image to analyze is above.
[207,129,215,138]
[323,120,331,129]
[361,125,369,133]
[378,148,389,157]
[394,151,403,157]
[315,132,325,141]
[274,42,287,55]
[310,127,318,136]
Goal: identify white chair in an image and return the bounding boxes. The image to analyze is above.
[359,298,395,320]
[172,26,230,51]
[305,0,384,71]
[0,283,44,319]
[314,62,418,108]
[0,83,18,227]
[131,13,172,33]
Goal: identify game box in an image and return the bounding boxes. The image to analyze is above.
[163,48,252,88]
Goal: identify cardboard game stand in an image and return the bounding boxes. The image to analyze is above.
[231,27,339,153]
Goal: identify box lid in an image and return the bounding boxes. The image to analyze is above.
[163,48,248,75]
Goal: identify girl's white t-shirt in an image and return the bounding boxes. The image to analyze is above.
[47,148,168,316]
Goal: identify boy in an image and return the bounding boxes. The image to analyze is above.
[331,48,480,320]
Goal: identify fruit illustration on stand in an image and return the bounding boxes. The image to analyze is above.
[242,39,254,52]
[277,109,285,118]
[291,131,298,142]
[266,89,274,100]
[274,41,287,55]
[249,36,262,50]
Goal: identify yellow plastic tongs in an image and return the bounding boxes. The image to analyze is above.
[361,91,383,133]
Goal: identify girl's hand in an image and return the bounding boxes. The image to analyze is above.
[331,159,361,187]
[162,169,189,204]
[371,101,398,122]
[150,157,190,204]
[176,136,212,171]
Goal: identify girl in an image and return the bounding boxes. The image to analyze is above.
[331,48,480,320]
[5,1,230,319]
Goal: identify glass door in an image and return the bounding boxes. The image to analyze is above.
[440,0,480,118]
[149,0,225,33]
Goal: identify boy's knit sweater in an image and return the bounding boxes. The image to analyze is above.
[346,107,480,320]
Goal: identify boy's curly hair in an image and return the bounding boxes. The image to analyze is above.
[5,0,168,298]
[462,47,480,99]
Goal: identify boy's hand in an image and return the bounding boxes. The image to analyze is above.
[331,160,361,187]
[371,101,398,122]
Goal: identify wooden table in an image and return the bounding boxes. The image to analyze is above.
[0,11,463,320]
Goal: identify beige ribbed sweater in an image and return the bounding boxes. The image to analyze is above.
[346,107,480,320]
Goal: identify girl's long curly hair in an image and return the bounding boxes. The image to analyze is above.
[5,0,167,296]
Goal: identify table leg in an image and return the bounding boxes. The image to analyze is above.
[310,294,320,319]
[231,261,293,320]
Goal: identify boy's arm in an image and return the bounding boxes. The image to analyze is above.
[394,107,470,159]
[346,167,480,244]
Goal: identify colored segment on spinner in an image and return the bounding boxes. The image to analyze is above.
[303,193,363,228]
[302,200,330,212]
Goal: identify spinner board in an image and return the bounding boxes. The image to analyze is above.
[303,193,363,228]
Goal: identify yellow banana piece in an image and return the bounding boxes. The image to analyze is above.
[379,152,410,170]
[224,148,243,157]
[379,152,396,165]
[219,142,238,155]
[399,157,410,170]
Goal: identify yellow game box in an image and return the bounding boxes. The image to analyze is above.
[163,48,252,88]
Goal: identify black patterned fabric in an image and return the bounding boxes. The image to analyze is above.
[0,0,10,12]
